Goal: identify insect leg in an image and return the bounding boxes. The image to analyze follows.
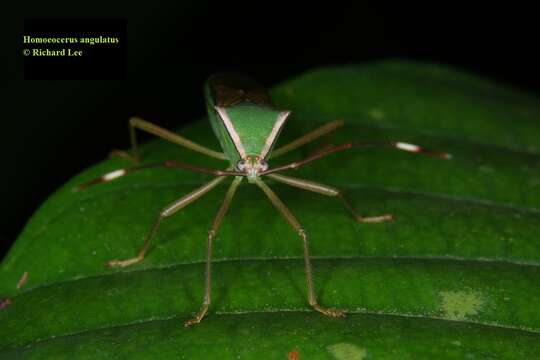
[107,176,228,268]
[185,176,243,327]
[262,141,451,175]
[266,173,393,223]
[255,178,346,318]
[269,119,344,159]
[110,117,227,163]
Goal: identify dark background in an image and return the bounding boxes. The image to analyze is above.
[3,3,539,259]
[23,18,127,80]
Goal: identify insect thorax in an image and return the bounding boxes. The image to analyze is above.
[204,75,290,165]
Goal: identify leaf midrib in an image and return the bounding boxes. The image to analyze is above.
[12,253,540,299]
[3,303,539,354]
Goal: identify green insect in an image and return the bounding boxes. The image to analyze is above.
[79,73,450,327]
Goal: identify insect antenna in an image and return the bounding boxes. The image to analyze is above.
[261,141,451,175]
[75,161,245,191]
[391,142,452,159]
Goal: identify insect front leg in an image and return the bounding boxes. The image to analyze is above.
[184,176,243,327]
[107,176,227,268]
[110,116,227,164]
[266,173,394,223]
[255,178,346,318]
[269,119,344,159]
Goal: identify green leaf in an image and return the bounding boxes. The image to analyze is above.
[2,61,540,359]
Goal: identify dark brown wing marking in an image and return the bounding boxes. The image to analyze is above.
[208,73,274,107]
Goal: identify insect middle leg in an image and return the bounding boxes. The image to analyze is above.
[255,178,346,318]
[267,173,393,223]
[184,176,243,327]
[107,176,228,268]
[111,117,226,163]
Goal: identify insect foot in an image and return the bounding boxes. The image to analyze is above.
[312,303,346,318]
[106,256,143,268]
[184,304,209,327]
[357,214,395,223]
[108,149,140,164]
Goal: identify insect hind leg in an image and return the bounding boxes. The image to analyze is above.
[184,176,243,327]
[254,178,346,318]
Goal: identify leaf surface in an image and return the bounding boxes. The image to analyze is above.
[2,61,540,359]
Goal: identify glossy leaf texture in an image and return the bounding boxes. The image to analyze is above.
[2,61,540,359]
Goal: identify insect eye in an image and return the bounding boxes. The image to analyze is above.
[259,160,268,171]
[255,156,260,161]
[235,160,246,171]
